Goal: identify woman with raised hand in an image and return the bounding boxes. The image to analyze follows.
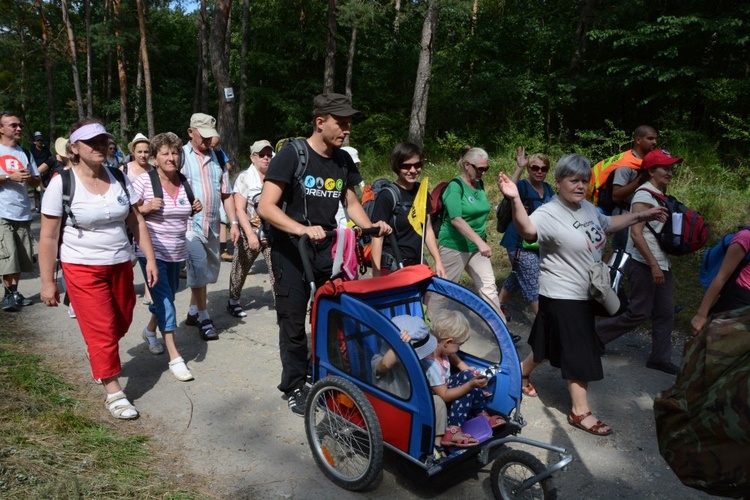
[226,140,275,317]
[370,142,445,277]
[39,118,158,420]
[498,153,667,436]
[438,146,504,319]
[131,132,203,381]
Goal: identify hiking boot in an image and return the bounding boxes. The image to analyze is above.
[3,293,19,312]
[287,388,306,416]
[13,291,32,307]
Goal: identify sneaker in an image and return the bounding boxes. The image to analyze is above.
[141,329,164,355]
[185,312,200,326]
[2,293,18,312]
[287,388,306,416]
[12,291,32,307]
[221,251,233,262]
[168,357,194,381]
[68,306,76,319]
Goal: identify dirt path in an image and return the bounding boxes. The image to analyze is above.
[18,215,718,499]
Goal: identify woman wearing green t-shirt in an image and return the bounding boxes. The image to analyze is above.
[438,146,504,321]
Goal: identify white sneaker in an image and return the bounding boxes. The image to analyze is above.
[141,329,164,355]
[169,357,194,381]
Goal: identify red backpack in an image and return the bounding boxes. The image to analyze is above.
[428,178,463,238]
[640,188,709,255]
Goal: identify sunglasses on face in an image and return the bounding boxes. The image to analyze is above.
[400,161,423,170]
[255,153,272,159]
[529,165,549,173]
[3,122,23,129]
[467,162,489,173]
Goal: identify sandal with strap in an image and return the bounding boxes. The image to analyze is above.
[440,425,479,448]
[521,375,538,397]
[567,411,612,436]
[198,319,219,340]
[226,301,247,318]
[105,392,139,420]
[480,411,507,429]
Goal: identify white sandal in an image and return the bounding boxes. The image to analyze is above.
[169,357,194,381]
[105,392,139,420]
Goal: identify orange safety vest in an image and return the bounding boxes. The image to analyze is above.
[586,150,642,205]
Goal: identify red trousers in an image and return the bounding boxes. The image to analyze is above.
[62,261,135,380]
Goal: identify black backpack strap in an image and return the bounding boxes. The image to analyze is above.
[60,168,77,229]
[21,147,33,168]
[107,166,130,206]
[178,172,195,206]
[147,169,163,199]
[287,138,310,224]
[214,149,227,171]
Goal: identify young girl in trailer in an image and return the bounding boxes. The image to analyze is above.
[422,310,505,447]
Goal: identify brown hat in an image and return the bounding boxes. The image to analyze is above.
[189,113,219,138]
[312,93,360,117]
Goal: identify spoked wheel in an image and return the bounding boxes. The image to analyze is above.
[305,376,383,491]
[491,448,557,500]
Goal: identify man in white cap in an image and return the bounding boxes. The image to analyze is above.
[258,93,391,415]
[182,113,239,340]
[0,112,40,311]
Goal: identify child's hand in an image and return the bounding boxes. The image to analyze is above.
[471,374,488,389]
[399,329,412,343]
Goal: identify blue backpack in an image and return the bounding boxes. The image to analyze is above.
[699,226,750,288]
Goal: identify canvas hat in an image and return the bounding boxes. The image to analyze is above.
[250,140,273,155]
[54,137,69,158]
[391,315,437,360]
[312,93,360,117]
[341,146,360,164]
[33,131,43,141]
[641,149,683,170]
[128,132,150,153]
[189,113,219,138]
[589,261,620,316]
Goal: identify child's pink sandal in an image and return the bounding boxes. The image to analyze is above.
[440,425,479,447]
[480,411,507,429]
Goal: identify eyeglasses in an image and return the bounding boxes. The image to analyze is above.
[467,162,489,173]
[529,165,549,173]
[255,153,272,158]
[400,161,423,170]
[3,122,23,129]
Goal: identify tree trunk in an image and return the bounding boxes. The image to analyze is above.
[210,0,239,167]
[408,0,440,148]
[136,0,155,136]
[133,55,143,128]
[323,0,337,93]
[238,0,249,142]
[85,0,93,116]
[393,0,401,38]
[343,24,357,147]
[35,0,56,140]
[570,0,596,73]
[61,0,85,119]
[200,0,210,112]
[112,0,128,140]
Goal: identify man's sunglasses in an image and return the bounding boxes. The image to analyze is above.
[400,161,423,170]
[255,153,272,158]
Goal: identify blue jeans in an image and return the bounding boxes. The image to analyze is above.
[139,258,182,332]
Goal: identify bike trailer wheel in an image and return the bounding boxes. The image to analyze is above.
[491,448,557,500]
[304,375,384,491]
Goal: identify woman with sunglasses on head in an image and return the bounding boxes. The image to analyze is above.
[38,118,158,420]
[370,142,445,277]
[438,146,505,320]
[225,140,276,317]
[498,147,554,319]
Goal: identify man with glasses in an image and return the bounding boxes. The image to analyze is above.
[181,113,240,340]
[0,112,40,312]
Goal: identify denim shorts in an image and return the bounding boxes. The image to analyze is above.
[139,258,182,332]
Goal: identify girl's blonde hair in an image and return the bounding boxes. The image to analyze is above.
[430,310,471,344]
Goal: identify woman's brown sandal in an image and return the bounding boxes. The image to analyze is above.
[567,411,612,436]
[521,375,538,397]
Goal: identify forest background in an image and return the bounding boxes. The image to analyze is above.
[1,0,748,254]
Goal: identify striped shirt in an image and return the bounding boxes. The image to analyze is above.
[131,172,193,262]
[181,143,230,237]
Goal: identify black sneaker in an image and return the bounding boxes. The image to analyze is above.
[646,361,679,375]
[287,388,306,416]
[185,312,199,326]
[12,291,32,307]
[2,294,18,312]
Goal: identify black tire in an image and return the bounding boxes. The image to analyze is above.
[490,448,557,500]
[304,376,384,491]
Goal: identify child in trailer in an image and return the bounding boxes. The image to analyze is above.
[422,310,506,447]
